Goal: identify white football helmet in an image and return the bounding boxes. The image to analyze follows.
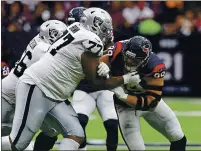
[81,7,114,47]
[39,20,68,44]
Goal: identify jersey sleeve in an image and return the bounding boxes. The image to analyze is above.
[144,64,166,79]
[143,54,166,79]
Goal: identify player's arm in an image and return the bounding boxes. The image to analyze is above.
[99,54,111,66]
[126,77,164,110]
[113,66,165,110]
[81,51,124,89]
[81,35,140,90]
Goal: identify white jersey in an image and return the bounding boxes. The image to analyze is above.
[21,23,104,101]
[2,35,50,104]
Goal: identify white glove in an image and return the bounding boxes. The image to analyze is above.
[111,86,128,101]
[122,71,141,87]
[97,62,110,78]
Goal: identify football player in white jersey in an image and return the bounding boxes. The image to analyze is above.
[2,8,140,151]
[66,7,118,150]
[1,20,68,150]
[34,7,117,151]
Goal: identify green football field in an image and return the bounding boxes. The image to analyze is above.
[33,97,201,150]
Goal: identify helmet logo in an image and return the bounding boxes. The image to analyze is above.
[143,47,149,54]
[49,28,58,39]
[93,16,103,27]
[142,43,150,54]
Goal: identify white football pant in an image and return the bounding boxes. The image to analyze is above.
[115,99,184,150]
[6,80,84,150]
[72,90,117,121]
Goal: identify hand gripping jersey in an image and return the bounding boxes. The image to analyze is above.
[20,23,104,101]
[110,41,166,110]
[1,62,10,79]
[2,35,50,104]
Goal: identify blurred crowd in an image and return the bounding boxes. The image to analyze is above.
[2,1,201,34]
[1,1,201,68]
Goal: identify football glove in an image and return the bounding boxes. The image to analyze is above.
[97,62,110,78]
[112,86,128,101]
[123,71,141,86]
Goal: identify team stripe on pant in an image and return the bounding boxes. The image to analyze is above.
[13,85,35,145]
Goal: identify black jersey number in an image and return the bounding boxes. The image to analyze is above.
[13,51,32,77]
[49,32,75,56]
[86,40,103,56]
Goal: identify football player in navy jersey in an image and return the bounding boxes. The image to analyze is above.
[104,36,186,151]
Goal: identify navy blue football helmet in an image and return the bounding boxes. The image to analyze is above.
[66,7,86,26]
[123,36,152,72]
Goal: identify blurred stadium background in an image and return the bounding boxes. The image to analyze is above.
[1,1,201,150]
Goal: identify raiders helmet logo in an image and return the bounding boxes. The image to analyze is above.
[93,16,103,27]
[49,28,59,39]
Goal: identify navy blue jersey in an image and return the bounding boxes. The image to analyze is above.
[76,78,100,93]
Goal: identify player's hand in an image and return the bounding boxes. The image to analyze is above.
[111,86,128,101]
[97,62,110,78]
[123,71,141,86]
